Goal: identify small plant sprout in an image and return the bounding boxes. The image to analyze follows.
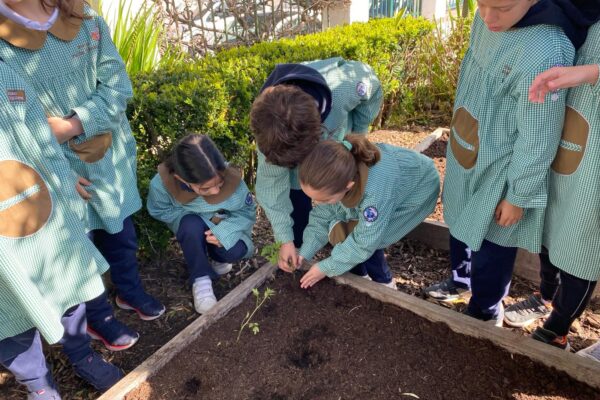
[237,287,275,341]
[260,242,297,272]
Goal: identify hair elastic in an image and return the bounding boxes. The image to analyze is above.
[341,140,352,151]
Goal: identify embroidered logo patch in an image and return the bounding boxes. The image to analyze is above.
[245,192,254,206]
[7,90,26,102]
[91,28,100,41]
[356,82,368,97]
[363,206,378,223]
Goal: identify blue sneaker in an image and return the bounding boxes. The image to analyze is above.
[87,316,139,351]
[72,352,124,392]
[116,293,165,321]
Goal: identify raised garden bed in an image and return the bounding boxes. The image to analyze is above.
[103,264,600,400]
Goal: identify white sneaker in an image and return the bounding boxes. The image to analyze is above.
[192,276,217,314]
[577,341,600,363]
[380,280,397,290]
[211,261,233,275]
[361,274,372,281]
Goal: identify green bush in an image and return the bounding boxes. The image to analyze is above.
[128,15,470,255]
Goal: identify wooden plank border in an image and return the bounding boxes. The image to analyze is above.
[98,262,278,400]
[333,272,600,390]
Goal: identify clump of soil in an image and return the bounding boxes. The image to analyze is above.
[126,273,598,400]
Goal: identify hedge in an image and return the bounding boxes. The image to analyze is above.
[127,16,439,255]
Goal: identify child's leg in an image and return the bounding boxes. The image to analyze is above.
[60,304,123,392]
[543,270,596,337]
[91,216,164,320]
[208,240,248,265]
[424,235,471,303]
[538,251,561,302]
[85,291,139,351]
[466,240,517,321]
[0,329,57,396]
[176,214,217,284]
[360,249,393,284]
[289,189,312,248]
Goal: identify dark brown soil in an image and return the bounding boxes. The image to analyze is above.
[422,130,447,222]
[126,273,598,400]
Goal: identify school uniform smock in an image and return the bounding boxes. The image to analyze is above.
[442,12,574,253]
[543,22,600,281]
[255,57,383,244]
[147,164,256,258]
[0,62,109,344]
[298,144,439,277]
[0,0,141,234]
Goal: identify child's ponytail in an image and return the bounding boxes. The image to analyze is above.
[299,134,380,194]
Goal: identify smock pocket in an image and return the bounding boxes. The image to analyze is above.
[0,160,52,238]
[551,107,589,175]
[449,107,479,169]
[328,219,358,246]
[69,132,113,164]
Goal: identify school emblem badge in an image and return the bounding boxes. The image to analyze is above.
[91,29,100,41]
[245,192,254,206]
[356,81,368,97]
[363,206,378,224]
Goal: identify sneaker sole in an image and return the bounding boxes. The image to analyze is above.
[503,314,548,328]
[425,293,471,305]
[115,297,165,321]
[87,327,138,352]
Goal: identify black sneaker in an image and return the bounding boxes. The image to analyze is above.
[116,293,165,321]
[72,352,124,392]
[532,327,570,350]
[504,293,552,328]
[87,316,140,351]
[423,278,470,304]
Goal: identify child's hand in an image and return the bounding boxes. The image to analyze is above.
[47,116,83,144]
[75,176,92,200]
[529,65,600,103]
[278,241,298,273]
[300,264,326,289]
[494,199,523,227]
[205,230,222,247]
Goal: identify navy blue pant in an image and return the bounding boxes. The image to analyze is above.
[350,249,393,284]
[0,304,91,392]
[538,252,597,336]
[86,216,145,325]
[176,214,248,283]
[290,189,312,248]
[449,235,472,290]
[451,236,517,320]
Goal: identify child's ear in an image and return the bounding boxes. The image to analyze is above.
[346,181,356,190]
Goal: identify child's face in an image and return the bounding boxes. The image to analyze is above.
[300,182,354,205]
[477,0,537,32]
[176,175,224,196]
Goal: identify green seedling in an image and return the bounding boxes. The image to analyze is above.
[261,241,297,272]
[237,287,275,341]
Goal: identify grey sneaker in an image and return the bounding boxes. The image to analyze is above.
[423,278,470,304]
[504,293,552,328]
[577,341,600,362]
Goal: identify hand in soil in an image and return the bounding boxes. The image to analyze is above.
[494,199,523,227]
[278,241,299,273]
[300,264,326,289]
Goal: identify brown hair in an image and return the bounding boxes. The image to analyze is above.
[299,134,380,194]
[250,85,322,168]
[41,0,87,19]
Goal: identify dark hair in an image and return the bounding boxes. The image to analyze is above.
[41,0,87,19]
[299,134,380,194]
[250,85,322,168]
[164,134,226,184]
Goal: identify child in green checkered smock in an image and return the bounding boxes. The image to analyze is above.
[0,59,122,398]
[426,5,575,324]
[251,57,383,274]
[295,135,439,289]
[147,134,256,314]
[504,19,600,350]
[0,0,163,351]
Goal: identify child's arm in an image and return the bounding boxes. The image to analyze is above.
[208,186,257,252]
[255,151,295,244]
[504,58,572,213]
[297,204,340,263]
[68,11,134,140]
[345,61,384,133]
[146,175,186,232]
[529,64,600,102]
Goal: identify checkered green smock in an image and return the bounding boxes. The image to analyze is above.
[256,58,383,244]
[443,12,575,253]
[543,22,600,281]
[298,144,439,277]
[0,4,141,234]
[0,62,109,343]
[147,173,256,258]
